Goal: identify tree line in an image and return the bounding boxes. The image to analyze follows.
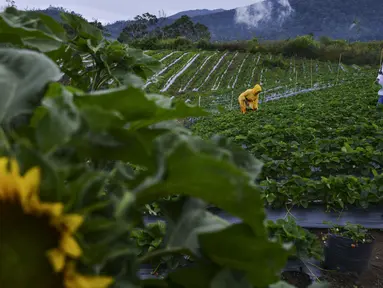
[117,13,211,44]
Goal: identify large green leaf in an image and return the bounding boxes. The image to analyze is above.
[101,44,161,83]
[35,83,81,152]
[74,86,158,122]
[167,263,220,288]
[64,170,107,212]
[199,223,291,287]
[74,87,206,128]
[140,199,230,261]
[13,143,65,202]
[130,94,208,130]
[0,7,65,51]
[134,133,264,233]
[210,269,252,288]
[69,127,166,169]
[60,12,102,43]
[0,48,61,125]
[143,200,286,288]
[164,199,230,256]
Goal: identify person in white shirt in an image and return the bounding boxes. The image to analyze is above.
[376,64,383,107]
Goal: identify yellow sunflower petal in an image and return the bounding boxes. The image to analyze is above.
[9,158,20,176]
[0,175,20,200]
[61,214,84,233]
[60,234,82,258]
[0,157,9,174]
[66,274,114,288]
[22,192,42,213]
[35,202,64,217]
[22,166,40,195]
[64,262,113,288]
[18,167,41,209]
[0,158,18,199]
[47,248,66,272]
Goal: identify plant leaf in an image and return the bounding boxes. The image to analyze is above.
[199,223,291,287]
[134,133,265,233]
[35,83,81,152]
[0,48,61,125]
[0,8,64,51]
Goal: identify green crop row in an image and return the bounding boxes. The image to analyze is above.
[192,75,383,209]
[143,50,362,96]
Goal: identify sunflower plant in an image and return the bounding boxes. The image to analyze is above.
[0,7,327,288]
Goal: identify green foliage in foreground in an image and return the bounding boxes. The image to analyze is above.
[193,77,383,210]
[0,7,326,288]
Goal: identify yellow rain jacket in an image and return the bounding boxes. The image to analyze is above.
[238,84,262,114]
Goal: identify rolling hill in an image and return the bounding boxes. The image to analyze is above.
[105,0,382,41]
[38,0,383,41]
[167,9,225,19]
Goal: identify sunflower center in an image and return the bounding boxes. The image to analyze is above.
[0,199,64,288]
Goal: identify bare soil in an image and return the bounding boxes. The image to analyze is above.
[282,271,312,288]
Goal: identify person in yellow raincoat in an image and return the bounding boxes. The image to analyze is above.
[238,83,262,114]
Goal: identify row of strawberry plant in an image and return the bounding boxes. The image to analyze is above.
[156,52,200,93]
[259,149,382,180]
[211,51,239,90]
[260,174,383,210]
[192,75,382,209]
[161,51,211,94]
[196,52,231,91]
[145,50,360,97]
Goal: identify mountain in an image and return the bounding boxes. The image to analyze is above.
[186,0,383,41]
[38,0,383,41]
[167,9,225,19]
[34,6,79,22]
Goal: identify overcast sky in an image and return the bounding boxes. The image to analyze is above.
[6,0,259,24]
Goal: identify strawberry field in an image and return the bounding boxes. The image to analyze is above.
[143,48,383,286]
[192,76,383,210]
[142,50,383,211]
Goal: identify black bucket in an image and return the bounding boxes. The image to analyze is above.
[324,233,375,274]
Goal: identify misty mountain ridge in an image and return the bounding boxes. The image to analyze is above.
[167,8,226,19]
[38,0,383,41]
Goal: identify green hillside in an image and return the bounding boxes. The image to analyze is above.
[38,0,383,41]
[143,49,367,105]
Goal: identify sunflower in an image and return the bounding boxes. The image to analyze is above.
[0,157,113,288]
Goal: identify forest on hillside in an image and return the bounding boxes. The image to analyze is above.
[36,0,383,42]
[5,3,382,66]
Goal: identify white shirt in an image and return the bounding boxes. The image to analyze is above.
[379,88,383,96]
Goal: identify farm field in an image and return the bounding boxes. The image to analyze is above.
[144,49,367,98]
[143,48,383,286]
[191,76,383,210]
[180,56,382,287]
[142,49,382,210]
